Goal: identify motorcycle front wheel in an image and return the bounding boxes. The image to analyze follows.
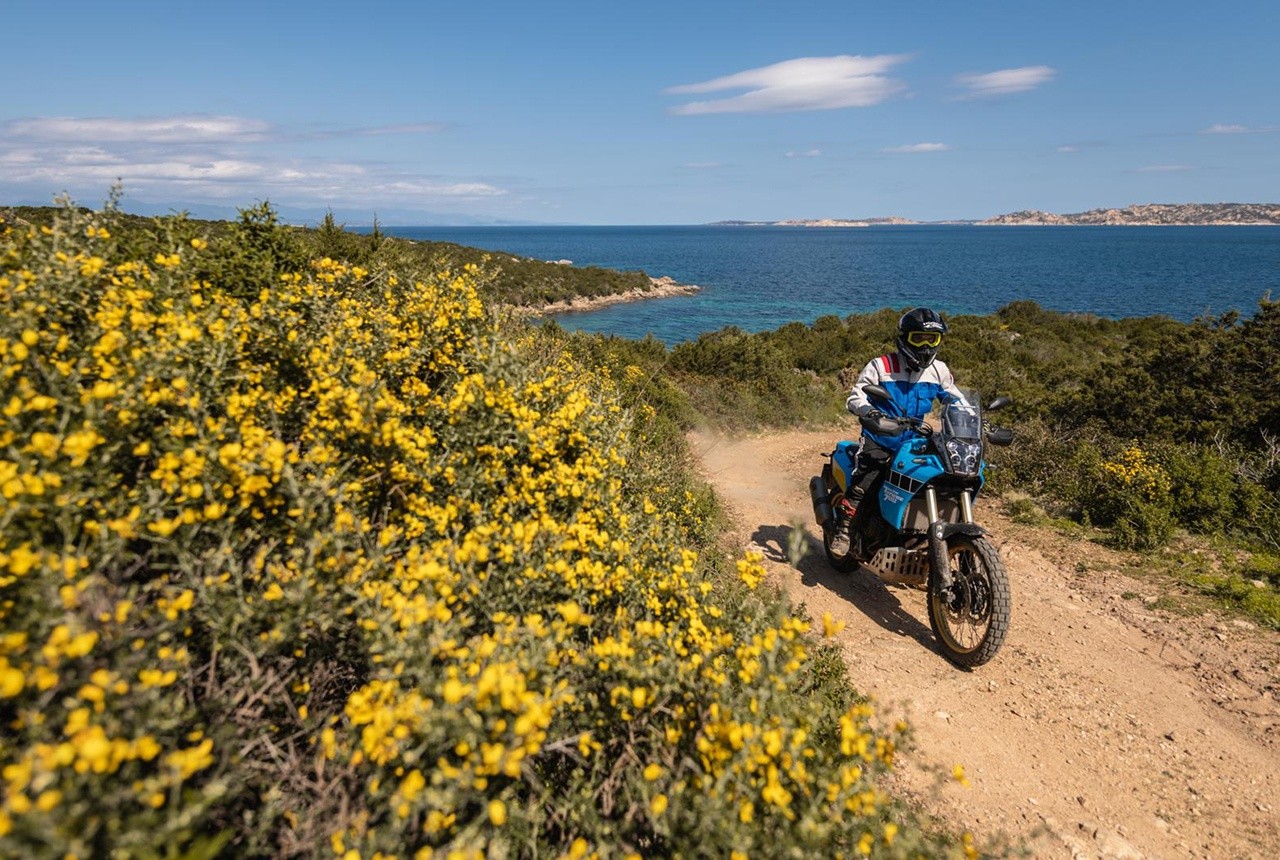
[928,536,1011,668]
[822,514,860,573]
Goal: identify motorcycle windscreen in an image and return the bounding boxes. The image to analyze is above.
[942,400,982,440]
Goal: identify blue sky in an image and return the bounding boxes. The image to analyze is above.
[2,0,1277,224]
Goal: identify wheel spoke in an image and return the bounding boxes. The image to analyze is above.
[928,536,1011,667]
[941,550,991,649]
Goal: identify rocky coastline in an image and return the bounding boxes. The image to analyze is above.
[712,204,1280,227]
[515,275,700,316]
[979,202,1280,226]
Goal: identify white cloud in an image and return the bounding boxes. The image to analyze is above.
[1200,123,1275,135]
[367,180,505,197]
[1057,140,1109,153]
[295,122,448,142]
[1136,164,1195,173]
[786,149,822,158]
[4,115,272,144]
[954,66,1056,99]
[882,142,951,153]
[666,54,909,115]
[0,113,505,208]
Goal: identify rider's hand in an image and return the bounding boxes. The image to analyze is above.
[866,410,883,420]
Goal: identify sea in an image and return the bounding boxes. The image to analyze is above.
[386,225,1280,345]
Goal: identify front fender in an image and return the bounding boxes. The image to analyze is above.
[927,522,986,589]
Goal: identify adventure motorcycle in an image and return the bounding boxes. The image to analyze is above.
[809,385,1014,667]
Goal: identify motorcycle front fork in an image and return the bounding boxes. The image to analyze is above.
[925,487,975,590]
[924,487,976,524]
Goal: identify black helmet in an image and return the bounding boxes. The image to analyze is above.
[897,307,948,370]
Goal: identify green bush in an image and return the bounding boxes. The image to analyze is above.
[1149,441,1250,534]
[1,202,961,858]
[1080,445,1175,550]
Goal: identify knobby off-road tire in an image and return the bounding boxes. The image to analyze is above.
[823,514,860,573]
[928,535,1011,668]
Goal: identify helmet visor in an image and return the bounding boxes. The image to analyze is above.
[906,331,942,348]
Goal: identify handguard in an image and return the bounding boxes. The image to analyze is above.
[860,412,907,436]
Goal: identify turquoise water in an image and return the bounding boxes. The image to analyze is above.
[388,225,1280,344]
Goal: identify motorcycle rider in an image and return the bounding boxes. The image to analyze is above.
[843,307,968,514]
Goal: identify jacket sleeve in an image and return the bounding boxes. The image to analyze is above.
[935,361,969,406]
[845,358,883,416]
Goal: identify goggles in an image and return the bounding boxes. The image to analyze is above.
[906,331,942,348]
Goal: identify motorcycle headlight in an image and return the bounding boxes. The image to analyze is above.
[944,439,982,476]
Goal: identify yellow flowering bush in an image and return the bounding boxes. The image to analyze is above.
[0,203,957,857]
[1084,445,1175,549]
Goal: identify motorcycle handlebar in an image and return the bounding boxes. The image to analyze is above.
[860,413,1013,446]
[860,413,928,436]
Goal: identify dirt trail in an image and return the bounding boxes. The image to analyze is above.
[691,427,1280,859]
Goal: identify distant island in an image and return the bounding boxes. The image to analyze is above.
[712,203,1280,228]
[978,203,1280,225]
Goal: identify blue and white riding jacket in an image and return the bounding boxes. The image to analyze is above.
[845,352,967,453]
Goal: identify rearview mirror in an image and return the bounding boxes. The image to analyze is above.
[862,383,892,402]
[987,427,1014,446]
[986,395,1012,412]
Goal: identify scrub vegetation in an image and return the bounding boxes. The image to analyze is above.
[546,295,1280,627]
[0,201,971,858]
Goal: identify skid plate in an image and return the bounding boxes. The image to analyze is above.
[863,546,929,589]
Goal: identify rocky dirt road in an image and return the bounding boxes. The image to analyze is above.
[691,428,1279,859]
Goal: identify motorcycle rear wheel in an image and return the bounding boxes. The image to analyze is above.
[822,514,860,573]
[928,536,1010,668]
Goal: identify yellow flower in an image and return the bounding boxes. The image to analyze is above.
[399,769,425,801]
[29,432,61,459]
[488,798,507,825]
[165,738,215,779]
[650,793,668,815]
[91,380,118,399]
[61,429,105,467]
[0,662,24,697]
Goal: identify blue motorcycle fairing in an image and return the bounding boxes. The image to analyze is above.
[877,439,987,531]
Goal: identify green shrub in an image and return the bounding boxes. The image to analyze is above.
[1075,447,1172,547]
[1,202,958,858]
[1241,553,1280,589]
[1081,445,1175,550]
[1149,440,1249,534]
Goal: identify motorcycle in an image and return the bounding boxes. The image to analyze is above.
[809,385,1014,667]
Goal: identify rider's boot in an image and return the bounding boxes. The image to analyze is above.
[841,487,865,559]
